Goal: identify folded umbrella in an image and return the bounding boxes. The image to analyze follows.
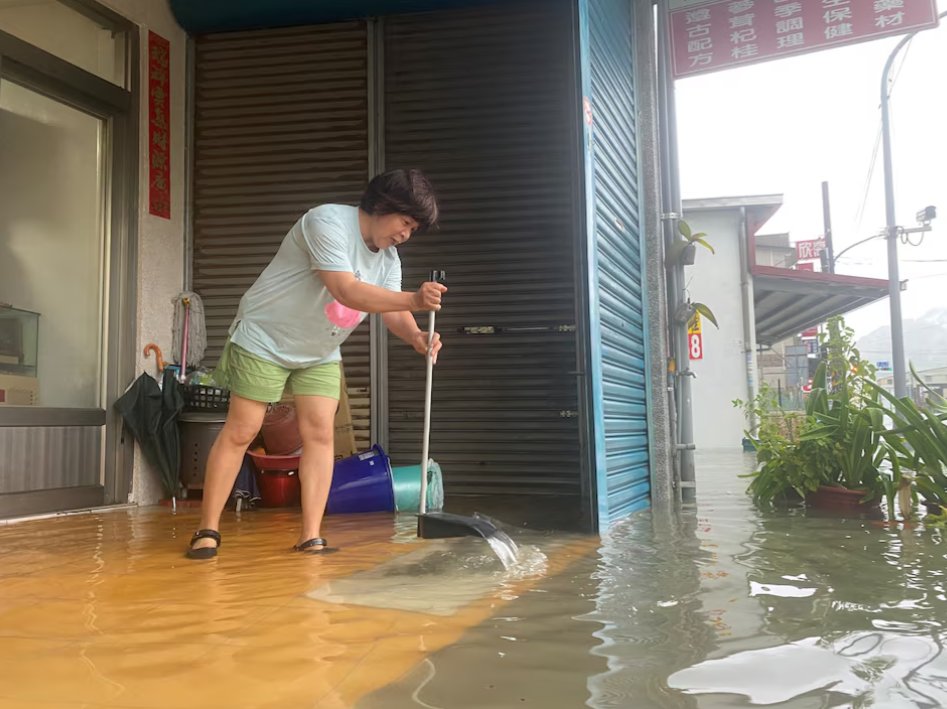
[115,369,184,505]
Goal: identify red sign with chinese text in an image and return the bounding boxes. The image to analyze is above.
[671,0,939,79]
[801,326,818,337]
[795,238,825,261]
[148,31,171,219]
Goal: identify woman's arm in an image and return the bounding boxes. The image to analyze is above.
[318,271,445,314]
[383,310,443,364]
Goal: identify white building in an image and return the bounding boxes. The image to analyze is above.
[683,196,890,450]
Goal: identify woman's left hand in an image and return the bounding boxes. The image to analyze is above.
[413,331,442,364]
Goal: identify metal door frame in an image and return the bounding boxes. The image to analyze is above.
[0,6,139,516]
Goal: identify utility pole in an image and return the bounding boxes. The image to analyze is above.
[881,36,908,399]
[822,181,834,273]
[881,10,946,398]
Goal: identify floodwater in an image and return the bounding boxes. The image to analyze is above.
[2,451,947,708]
[359,451,947,708]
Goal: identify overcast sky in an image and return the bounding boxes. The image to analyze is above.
[675,12,946,345]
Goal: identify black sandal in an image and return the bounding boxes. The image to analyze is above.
[293,538,336,554]
[186,529,221,560]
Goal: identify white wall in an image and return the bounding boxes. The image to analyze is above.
[100,0,187,505]
[682,209,752,450]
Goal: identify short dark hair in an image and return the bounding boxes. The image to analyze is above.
[360,169,439,232]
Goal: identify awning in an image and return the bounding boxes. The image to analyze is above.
[753,266,889,345]
[170,0,505,33]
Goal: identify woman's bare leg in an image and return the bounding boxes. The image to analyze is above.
[294,395,339,549]
[191,395,268,551]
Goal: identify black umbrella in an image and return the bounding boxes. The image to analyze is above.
[115,369,184,502]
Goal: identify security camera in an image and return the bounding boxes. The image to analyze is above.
[916,206,936,225]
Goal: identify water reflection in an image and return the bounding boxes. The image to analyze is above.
[666,453,947,707]
[582,503,715,709]
[360,452,947,708]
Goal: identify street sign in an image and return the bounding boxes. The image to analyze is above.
[795,238,826,261]
[670,0,940,80]
[877,361,891,371]
[786,344,809,387]
[688,312,704,360]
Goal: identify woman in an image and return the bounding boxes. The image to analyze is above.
[187,169,444,559]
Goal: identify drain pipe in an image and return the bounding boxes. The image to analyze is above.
[738,207,758,432]
[657,0,695,502]
[656,0,681,501]
[184,36,196,291]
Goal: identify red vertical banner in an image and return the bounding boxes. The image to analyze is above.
[148,31,171,219]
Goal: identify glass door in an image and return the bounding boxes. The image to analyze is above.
[0,79,108,411]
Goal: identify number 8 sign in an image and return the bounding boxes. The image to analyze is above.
[687,312,703,361]
[689,333,703,360]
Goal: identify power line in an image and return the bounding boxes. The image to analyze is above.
[906,274,947,280]
[851,122,882,235]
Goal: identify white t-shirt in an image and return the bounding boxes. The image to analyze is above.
[229,204,402,368]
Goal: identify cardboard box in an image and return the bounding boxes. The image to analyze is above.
[334,367,358,460]
[0,374,39,406]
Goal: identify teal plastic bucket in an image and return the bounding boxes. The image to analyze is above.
[391,460,444,513]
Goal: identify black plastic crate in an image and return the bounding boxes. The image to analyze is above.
[183,385,230,412]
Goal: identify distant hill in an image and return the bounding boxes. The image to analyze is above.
[856,307,947,374]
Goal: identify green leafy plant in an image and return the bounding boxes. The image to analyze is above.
[737,383,835,504]
[667,220,714,266]
[668,220,718,329]
[676,300,719,329]
[797,360,888,502]
[870,369,947,517]
[739,316,892,508]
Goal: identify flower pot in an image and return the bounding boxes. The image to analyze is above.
[261,405,303,455]
[681,241,697,266]
[256,470,301,508]
[807,485,880,511]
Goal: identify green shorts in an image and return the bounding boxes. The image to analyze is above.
[214,341,341,404]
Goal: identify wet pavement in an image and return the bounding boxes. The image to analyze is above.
[2,451,947,708]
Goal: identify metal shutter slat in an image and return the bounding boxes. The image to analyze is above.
[193,21,371,445]
[383,1,580,496]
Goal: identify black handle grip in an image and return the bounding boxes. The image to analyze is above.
[429,270,446,284]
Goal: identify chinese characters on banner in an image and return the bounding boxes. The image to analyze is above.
[149,31,171,219]
[688,312,704,360]
[670,0,939,79]
[795,238,825,261]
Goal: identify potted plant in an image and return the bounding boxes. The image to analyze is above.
[667,220,713,267]
[741,316,891,512]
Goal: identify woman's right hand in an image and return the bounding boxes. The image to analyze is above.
[411,282,447,311]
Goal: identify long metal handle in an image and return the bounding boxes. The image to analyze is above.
[180,298,191,383]
[419,309,436,515]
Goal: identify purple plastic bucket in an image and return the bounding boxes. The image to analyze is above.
[326,445,395,515]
